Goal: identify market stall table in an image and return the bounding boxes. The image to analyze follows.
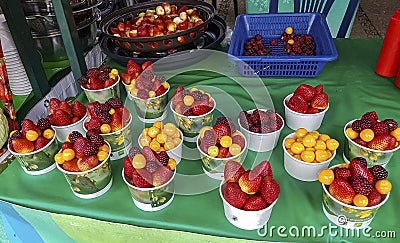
[0,39,399,242]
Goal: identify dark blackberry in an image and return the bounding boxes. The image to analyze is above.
[352,157,368,167]
[86,68,101,78]
[83,142,99,156]
[97,113,112,124]
[77,77,88,86]
[69,131,83,143]
[238,111,249,130]
[360,119,372,130]
[351,119,363,133]
[100,103,112,114]
[99,64,111,74]
[191,91,203,101]
[383,119,398,132]
[106,98,123,109]
[8,131,22,144]
[333,167,351,181]
[128,147,141,159]
[215,117,236,133]
[98,71,109,83]
[86,129,100,139]
[88,134,105,147]
[157,151,169,166]
[37,118,51,130]
[352,176,373,196]
[361,111,378,124]
[372,122,389,136]
[145,161,161,174]
[180,90,190,99]
[248,114,260,126]
[369,165,388,180]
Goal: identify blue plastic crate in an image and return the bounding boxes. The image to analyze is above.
[228,13,338,77]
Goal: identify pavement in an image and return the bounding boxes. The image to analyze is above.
[206,0,399,38]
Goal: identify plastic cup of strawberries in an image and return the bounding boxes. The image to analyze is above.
[237,109,284,152]
[343,112,400,167]
[319,159,391,229]
[283,84,329,131]
[219,161,280,230]
[8,119,59,175]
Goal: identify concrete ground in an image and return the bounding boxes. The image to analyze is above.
[205,0,399,38]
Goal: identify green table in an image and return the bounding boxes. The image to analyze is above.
[0,39,399,243]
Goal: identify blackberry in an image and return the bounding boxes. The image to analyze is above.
[372,122,389,136]
[83,142,99,156]
[369,165,388,180]
[88,134,105,147]
[99,64,111,74]
[98,71,109,83]
[128,147,141,159]
[97,113,112,124]
[383,119,398,132]
[69,131,83,143]
[77,76,88,86]
[361,111,378,124]
[238,111,249,129]
[145,161,161,174]
[360,119,372,130]
[86,68,101,78]
[106,98,123,109]
[157,151,169,166]
[215,117,236,133]
[37,118,51,130]
[333,167,351,181]
[191,91,204,101]
[100,103,112,113]
[352,119,366,132]
[352,157,367,167]
[86,129,100,139]
[352,176,373,196]
[8,131,22,144]
[249,114,260,126]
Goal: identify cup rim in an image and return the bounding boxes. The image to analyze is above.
[121,167,176,191]
[283,93,329,116]
[129,84,170,101]
[170,96,216,119]
[84,113,132,136]
[138,126,183,153]
[282,132,336,166]
[8,129,57,156]
[80,75,120,92]
[237,109,285,136]
[51,112,88,129]
[196,130,247,161]
[55,141,111,175]
[344,119,400,153]
[219,181,278,213]
[322,164,390,210]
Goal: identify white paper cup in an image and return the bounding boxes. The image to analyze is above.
[238,109,284,152]
[81,76,120,103]
[283,133,335,181]
[219,182,278,230]
[283,93,329,131]
[51,113,87,143]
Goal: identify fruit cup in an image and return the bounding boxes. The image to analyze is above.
[283,132,337,181]
[56,142,113,199]
[343,120,400,167]
[238,109,284,152]
[283,93,329,131]
[81,75,121,103]
[52,113,87,143]
[8,133,58,175]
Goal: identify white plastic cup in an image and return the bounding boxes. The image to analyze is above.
[282,133,335,181]
[81,76,121,103]
[238,109,284,152]
[51,113,87,143]
[219,182,278,230]
[283,93,329,131]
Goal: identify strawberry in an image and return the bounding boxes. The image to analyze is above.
[61,142,74,151]
[151,79,162,91]
[141,61,153,71]
[131,169,152,188]
[260,177,280,204]
[238,171,262,194]
[142,146,158,162]
[349,159,374,184]
[49,98,61,114]
[223,182,247,209]
[85,118,102,131]
[367,134,397,150]
[213,124,231,143]
[104,78,116,88]
[192,103,210,116]
[293,84,316,101]
[77,155,99,172]
[367,188,382,207]
[231,134,245,150]
[218,147,229,158]
[126,60,142,77]
[200,130,216,153]
[155,85,167,97]
[87,101,101,118]
[73,137,88,158]
[51,109,72,126]
[21,119,41,137]
[243,196,268,211]
[119,73,131,85]
[152,166,172,187]
[250,160,273,179]
[71,100,86,118]
[224,161,245,182]
[287,94,308,113]
[328,179,355,204]
[71,117,80,123]
[110,113,123,132]
[62,159,80,172]
[306,107,320,114]
[314,84,323,94]
[34,137,50,150]
[12,138,34,154]
[310,92,328,110]
[172,86,184,98]
[58,101,72,115]
[123,157,134,179]
[88,77,103,90]
[353,138,367,147]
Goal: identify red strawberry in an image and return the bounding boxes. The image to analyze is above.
[123,157,134,179]
[250,160,273,179]
[61,142,74,151]
[310,92,328,110]
[126,60,142,77]
[141,61,153,71]
[104,78,116,88]
[73,137,88,158]
[21,119,41,137]
[243,195,268,211]
[59,101,72,115]
[110,113,123,132]
[367,188,382,206]
[333,167,351,181]
[223,182,247,209]
[52,109,72,126]
[71,100,86,118]
[131,169,152,188]
[49,98,61,114]
[238,171,262,194]
[85,118,102,131]
[213,124,231,143]
[349,159,374,184]
[287,94,308,113]
[218,147,229,158]
[353,138,367,147]
[119,73,131,85]
[62,159,80,172]
[142,146,158,162]
[260,177,280,204]
[155,85,167,97]
[88,77,103,90]
[293,84,316,101]
[200,130,216,153]
[224,161,245,182]
[314,84,323,94]
[77,155,99,172]
[12,138,34,154]
[192,102,210,116]
[87,101,101,118]
[172,86,184,98]
[232,134,245,150]
[152,166,172,187]
[367,134,397,150]
[328,179,355,204]
[34,137,50,150]
[306,107,320,114]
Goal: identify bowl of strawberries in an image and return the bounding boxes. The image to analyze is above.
[8,119,59,175]
[170,86,215,142]
[196,117,247,180]
[283,84,329,131]
[84,98,133,160]
[343,111,400,167]
[318,158,391,229]
[55,131,113,199]
[77,64,120,103]
[45,98,87,143]
[220,161,280,230]
[122,146,177,211]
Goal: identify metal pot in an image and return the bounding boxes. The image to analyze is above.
[21,0,100,15]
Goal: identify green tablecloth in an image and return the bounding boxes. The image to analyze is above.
[0,39,399,242]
